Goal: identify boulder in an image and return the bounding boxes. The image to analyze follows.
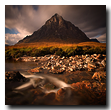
[34,59,39,62]
[5,71,26,82]
[65,63,69,67]
[72,60,76,64]
[47,62,52,67]
[59,60,63,64]
[15,57,22,61]
[86,57,91,63]
[91,81,106,92]
[45,55,50,57]
[96,54,103,59]
[101,60,106,67]
[88,62,96,68]
[53,65,60,70]
[71,82,84,89]
[29,67,43,73]
[57,88,66,96]
[61,56,65,59]
[82,80,92,89]
[93,54,97,57]
[86,54,90,57]
[92,71,106,83]
[68,67,74,72]
[88,66,95,72]
[51,69,65,74]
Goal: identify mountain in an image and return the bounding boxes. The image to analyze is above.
[5,44,9,46]
[90,39,100,43]
[17,13,91,44]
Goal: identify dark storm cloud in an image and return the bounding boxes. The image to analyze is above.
[5,5,106,45]
[61,5,106,38]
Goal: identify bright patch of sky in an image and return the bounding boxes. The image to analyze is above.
[5,27,19,34]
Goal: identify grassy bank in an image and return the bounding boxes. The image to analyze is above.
[5,45,106,60]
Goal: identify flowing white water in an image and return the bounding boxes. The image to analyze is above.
[15,72,73,98]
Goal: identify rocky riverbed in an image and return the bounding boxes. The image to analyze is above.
[5,54,106,105]
[15,54,106,73]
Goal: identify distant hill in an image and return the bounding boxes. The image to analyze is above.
[17,13,91,44]
[5,44,9,46]
[90,39,100,43]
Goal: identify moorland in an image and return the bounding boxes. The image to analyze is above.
[5,42,106,60]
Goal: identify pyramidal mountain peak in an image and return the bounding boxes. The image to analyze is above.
[17,13,91,44]
[50,13,63,21]
[52,13,62,19]
[45,13,64,26]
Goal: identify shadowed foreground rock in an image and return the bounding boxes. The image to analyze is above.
[5,71,27,82]
[5,71,106,105]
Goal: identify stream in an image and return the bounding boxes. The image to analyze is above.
[5,60,37,72]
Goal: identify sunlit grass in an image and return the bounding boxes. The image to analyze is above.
[5,42,106,60]
[5,42,106,50]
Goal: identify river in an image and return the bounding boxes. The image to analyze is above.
[5,56,106,105]
[5,60,37,72]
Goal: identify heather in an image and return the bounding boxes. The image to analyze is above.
[5,46,106,60]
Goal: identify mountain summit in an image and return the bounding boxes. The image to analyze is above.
[17,13,91,44]
[45,13,64,26]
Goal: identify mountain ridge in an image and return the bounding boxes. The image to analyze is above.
[17,13,91,44]
[90,38,100,43]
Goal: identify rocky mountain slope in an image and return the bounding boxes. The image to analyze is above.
[17,13,91,44]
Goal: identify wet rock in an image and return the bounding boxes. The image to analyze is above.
[68,67,74,72]
[65,63,69,67]
[93,54,97,57]
[61,56,65,59]
[88,66,95,72]
[15,56,37,62]
[34,59,39,62]
[102,54,106,56]
[15,57,23,61]
[86,54,90,57]
[55,62,59,66]
[27,54,106,75]
[54,65,60,70]
[71,82,84,89]
[91,81,106,92]
[71,80,99,91]
[57,88,66,96]
[59,60,63,64]
[72,60,76,64]
[75,55,79,58]
[5,71,26,82]
[51,68,65,74]
[101,60,106,67]
[45,55,50,57]
[44,83,56,90]
[86,57,91,63]
[47,62,52,67]
[43,92,56,101]
[92,71,106,83]
[82,80,92,89]
[83,64,88,68]
[88,62,96,68]
[96,54,103,59]
[29,67,43,73]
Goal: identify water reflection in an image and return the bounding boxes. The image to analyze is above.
[5,60,37,71]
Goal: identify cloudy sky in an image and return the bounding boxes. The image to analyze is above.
[5,5,106,45]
